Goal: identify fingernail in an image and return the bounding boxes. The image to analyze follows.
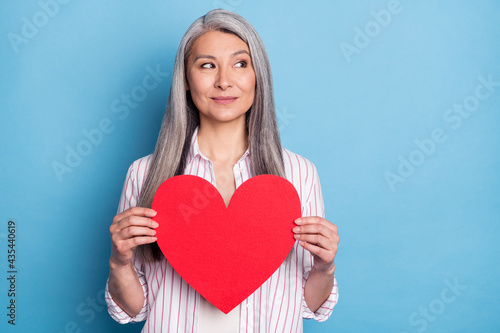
[295,218,302,224]
[293,227,300,232]
[153,222,159,228]
[150,210,157,216]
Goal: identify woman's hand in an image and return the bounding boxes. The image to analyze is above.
[293,216,339,276]
[294,216,339,312]
[108,207,157,317]
[109,207,158,267]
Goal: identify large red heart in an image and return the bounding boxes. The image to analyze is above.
[152,174,301,314]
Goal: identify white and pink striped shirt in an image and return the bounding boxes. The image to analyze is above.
[105,129,339,332]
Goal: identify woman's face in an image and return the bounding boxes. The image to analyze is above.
[186,30,256,125]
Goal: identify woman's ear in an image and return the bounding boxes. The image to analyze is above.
[185,80,190,91]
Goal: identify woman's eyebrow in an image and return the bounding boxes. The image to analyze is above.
[193,50,250,62]
[193,54,216,62]
[231,50,250,57]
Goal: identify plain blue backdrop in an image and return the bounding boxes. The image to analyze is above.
[1,0,499,332]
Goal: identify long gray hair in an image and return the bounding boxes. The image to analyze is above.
[136,9,285,262]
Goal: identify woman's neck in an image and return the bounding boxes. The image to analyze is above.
[197,118,248,165]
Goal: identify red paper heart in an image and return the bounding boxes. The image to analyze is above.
[152,174,301,314]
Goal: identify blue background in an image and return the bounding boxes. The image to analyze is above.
[1,0,499,332]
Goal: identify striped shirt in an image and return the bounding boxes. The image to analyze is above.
[105,129,339,332]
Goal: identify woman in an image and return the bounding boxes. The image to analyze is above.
[106,9,339,332]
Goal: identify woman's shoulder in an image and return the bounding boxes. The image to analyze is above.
[281,148,320,201]
[125,154,153,189]
[128,154,153,171]
[281,147,318,175]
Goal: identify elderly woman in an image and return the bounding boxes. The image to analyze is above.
[105,9,339,332]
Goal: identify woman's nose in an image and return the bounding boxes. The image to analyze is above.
[215,67,232,90]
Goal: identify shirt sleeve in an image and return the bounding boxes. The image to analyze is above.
[105,257,149,323]
[105,161,149,323]
[300,162,339,322]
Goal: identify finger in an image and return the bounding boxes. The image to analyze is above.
[113,215,159,234]
[116,225,157,241]
[124,236,158,248]
[294,233,333,250]
[295,216,323,224]
[298,241,336,264]
[293,224,336,241]
[113,207,157,225]
[295,217,337,233]
[115,236,158,254]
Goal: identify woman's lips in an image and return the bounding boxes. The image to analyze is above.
[211,96,238,104]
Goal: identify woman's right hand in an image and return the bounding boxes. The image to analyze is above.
[109,207,158,267]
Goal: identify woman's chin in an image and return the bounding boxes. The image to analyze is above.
[200,111,247,125]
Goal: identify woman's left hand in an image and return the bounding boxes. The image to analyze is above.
[293,217,339,275]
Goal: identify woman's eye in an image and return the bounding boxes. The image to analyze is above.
[201,63,214,69]
[234,61,247,68]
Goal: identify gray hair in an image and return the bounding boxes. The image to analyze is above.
[136,9,285,262]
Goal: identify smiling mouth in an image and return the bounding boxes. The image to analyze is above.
[211,96,238,104]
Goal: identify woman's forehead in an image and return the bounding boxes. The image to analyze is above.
[190,30,250,57]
